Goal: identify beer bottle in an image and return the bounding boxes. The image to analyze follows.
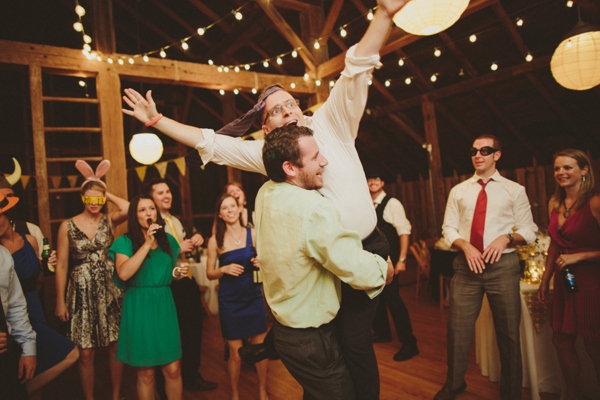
[41,238,54,276]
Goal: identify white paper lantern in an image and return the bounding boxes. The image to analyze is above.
[393,0,469,36]
[129,133,164,165]
[550,21,600,91]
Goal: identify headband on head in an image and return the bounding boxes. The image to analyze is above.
[75,159,111,190]
[216,85,285,137]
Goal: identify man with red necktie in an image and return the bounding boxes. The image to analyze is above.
[435,134,538,400]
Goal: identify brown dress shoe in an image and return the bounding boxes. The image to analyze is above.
[433,381,467,400]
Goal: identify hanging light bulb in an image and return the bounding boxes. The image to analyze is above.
[160,49,166,58]
[233,10,243,20]
[525,53,533,62]
[78,80,86,87]
[291,50,298,58]
[118,58,124,65]
[469,34,477,43]
[128,57,134,64]
[208,59,214,65]
[96,55,102,62]
[490,62,498,71]
[83,43,91,52]
[129,134,164,165]
[223,67,229,72]
[234,66,240,72]
[75,5,86,16]
[398,58,405,66]
[434,48,442,57]
[263,60,269,68]
[340,27,347,38]
[73,22,83,32]
[314,39,320,50]
[219,89,225,95]
[405,77,412,85]
[329,80,335,88]
[217,67,223,73]
[107,57,114,64]
[143,55,149,62]
[290,82,296,89]
[244,64,250,70]
[181,40,189,50]
[315,79,322,86]
[430,73,438,82]
[197,27,205,36]
[83,34,92,44]
[276,57,283,65]
[303,73,309,80]
[367,9,374,21]
[385,79,391,87]
[516,18,524,27]
[551,19,600,90]
[393,0,469,36]
[566,1,574,7]
[233,88,239,95]
[252,88,258,94]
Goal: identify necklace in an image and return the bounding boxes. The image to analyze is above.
[226,227,244,246]
[563,200,575,218]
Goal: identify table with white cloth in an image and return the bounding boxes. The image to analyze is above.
[475,281,599,400]
[190,256,219,316]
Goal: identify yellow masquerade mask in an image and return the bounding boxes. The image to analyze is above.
[81,195,107,205]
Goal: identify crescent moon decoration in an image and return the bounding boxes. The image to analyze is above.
[5,157,22,186]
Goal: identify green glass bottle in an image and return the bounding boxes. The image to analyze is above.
[41,238,54,276]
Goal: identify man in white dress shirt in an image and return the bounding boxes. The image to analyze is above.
[435,134,537,400]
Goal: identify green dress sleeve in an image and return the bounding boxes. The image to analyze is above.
[109,235,133,290]
[167,233,181,267]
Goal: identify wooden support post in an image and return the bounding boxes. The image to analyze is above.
[421,97,445,238]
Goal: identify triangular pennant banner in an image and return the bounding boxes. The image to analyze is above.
[135,166,147,183]
[174,157,186,176]
[67,175,79,188]
[21,175,30,189]
[50,176,62,189]
[155,162,168,178]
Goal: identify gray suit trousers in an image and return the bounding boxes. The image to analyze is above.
[446,252,522,400]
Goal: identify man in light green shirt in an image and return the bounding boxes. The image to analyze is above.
[255,125,391,399]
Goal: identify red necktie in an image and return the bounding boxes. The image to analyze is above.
[470,179,489,252]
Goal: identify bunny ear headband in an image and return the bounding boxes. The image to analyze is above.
[75,159,111,189]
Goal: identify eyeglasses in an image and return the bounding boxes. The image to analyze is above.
[470,146,498,156]
[263,99,299,124]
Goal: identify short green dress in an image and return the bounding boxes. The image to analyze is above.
[109,233,181,367]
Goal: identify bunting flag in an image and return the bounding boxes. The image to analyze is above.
[135,166,147,183]
[50,176,62,189]
[174,157,186,176]
[67,175,79,188]
[155,161,168,178]
[21,175,30,189]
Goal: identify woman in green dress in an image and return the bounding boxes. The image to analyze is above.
[109,195,185,399]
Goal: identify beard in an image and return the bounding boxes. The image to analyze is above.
[297,168,323,190]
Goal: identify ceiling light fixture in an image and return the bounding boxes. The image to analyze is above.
[551,13,600,90]
[393,0,469,36]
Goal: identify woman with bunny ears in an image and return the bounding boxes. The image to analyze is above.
[54,160,130,400]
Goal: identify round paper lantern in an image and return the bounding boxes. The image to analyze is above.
[393,0,469,36]
[129,133,164,165]
[550,21,600,91]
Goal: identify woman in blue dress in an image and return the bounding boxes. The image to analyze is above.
[0,193,79,399]
[109,195,183,400]
[207,193,268,400]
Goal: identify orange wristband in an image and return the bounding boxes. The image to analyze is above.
[145,113,163,127]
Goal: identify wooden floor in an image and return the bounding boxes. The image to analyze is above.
[41,261,539,400]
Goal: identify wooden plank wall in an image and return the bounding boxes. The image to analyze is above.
[385,159,600,243]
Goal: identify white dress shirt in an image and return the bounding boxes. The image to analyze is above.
[195,45,380,239]
[373,191,411,236]
[442,170,537,252]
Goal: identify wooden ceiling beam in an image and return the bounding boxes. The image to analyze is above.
[320,0,344,40]
[255,0,318,73]
[372,55,550,117]
[491,3,530,59]
[0,40,316,94]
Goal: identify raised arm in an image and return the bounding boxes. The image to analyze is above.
[355,0,411,57]
[106,192,130,228]
[122,88,205,148]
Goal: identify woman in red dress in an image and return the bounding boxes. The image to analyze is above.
[538,149,600,400]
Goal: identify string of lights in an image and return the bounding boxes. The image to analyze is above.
[72,0,569,93]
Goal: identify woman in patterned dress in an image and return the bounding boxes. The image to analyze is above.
[55,161,129,400]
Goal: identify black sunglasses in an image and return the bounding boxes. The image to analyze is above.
[470,146,498,156]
